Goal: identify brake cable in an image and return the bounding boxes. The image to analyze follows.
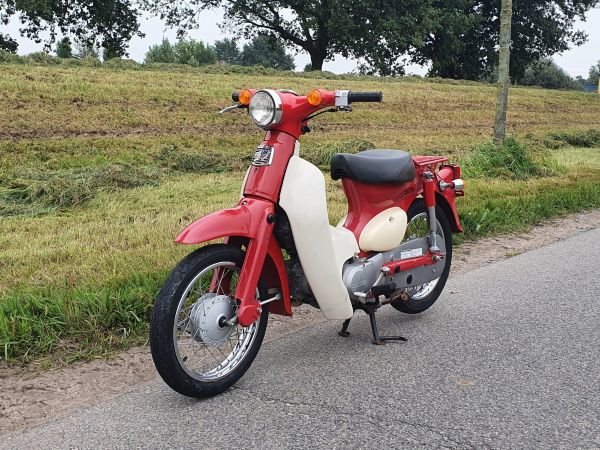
[303,108,339,122]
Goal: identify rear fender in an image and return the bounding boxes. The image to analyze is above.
[176,198,291,321]
[436,165,463,233]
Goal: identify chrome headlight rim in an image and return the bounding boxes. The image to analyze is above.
[249,89,283,129]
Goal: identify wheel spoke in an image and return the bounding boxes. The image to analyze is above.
[172,261,261,382]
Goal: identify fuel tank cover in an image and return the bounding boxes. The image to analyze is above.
[359,207,408,252]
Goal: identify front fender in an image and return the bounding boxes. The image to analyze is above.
[176,198,292,318]
[176,198,266,244]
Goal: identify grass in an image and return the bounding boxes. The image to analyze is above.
[1,62,600,364]
[462,137,558,180]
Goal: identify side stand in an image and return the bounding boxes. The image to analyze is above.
[338,304,407,345]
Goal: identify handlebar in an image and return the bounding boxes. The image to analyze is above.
[347,91,383,103]
[231,90,383,104]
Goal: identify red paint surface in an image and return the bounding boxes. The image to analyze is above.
[176,197,291,323]
[383,252,439,273]
[174,89,465,325]
[341,178,418,246]
[243,131,297,202]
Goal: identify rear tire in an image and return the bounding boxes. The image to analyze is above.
[150,244,268,398]
[390,199,452,314]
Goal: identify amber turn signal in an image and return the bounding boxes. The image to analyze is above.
[307,89,322,106]
[239,89,252,106]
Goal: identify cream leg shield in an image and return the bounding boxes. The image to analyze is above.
[279,156,355,320]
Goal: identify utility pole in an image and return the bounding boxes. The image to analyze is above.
[493,0,513,144]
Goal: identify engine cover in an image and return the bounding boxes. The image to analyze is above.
[342,236,446,299]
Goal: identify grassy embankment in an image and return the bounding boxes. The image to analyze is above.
[1,63,600,364]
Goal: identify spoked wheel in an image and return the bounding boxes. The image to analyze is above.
[390,199,453,314]
[150,244,268,398]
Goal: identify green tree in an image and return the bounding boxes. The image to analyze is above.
[55,37,72,58]
[241,35,295,70]
[588,61,600,86]
[139,0,433,73]
[145,38,216,66]
[214,38,241,65]
[173,40,216,66]
[414,0,599,83]
[0,33,18,53]
[521,59,580,90]
[144,38,177,64]
[0,0,142,57]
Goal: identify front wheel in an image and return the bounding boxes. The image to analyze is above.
[390,199,453,314]
[150,244,268,398]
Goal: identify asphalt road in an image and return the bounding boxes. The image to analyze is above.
[5,228,600,449]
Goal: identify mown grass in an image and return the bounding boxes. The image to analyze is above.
[1,63,600,364]
[461,137,559,180]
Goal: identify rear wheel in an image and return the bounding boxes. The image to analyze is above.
[150,244,268,398]
[390,199,452,314]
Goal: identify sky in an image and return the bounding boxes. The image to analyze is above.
[5,6,600,78]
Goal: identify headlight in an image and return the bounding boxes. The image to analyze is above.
[249,90,283,128]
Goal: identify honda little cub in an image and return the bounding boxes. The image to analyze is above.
[150,88,464,398]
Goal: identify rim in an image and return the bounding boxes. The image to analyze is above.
[172,261,260,381]
[403,212,446,300]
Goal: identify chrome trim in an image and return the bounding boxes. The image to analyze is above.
[251,89,283,129]
[259,293,281,306]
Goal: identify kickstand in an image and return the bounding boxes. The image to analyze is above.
[367,307,407,345]
[337,305,407,345]
[338,318,351,337]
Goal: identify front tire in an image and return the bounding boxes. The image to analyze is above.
[390,199,453,314]
[150,244,268,398]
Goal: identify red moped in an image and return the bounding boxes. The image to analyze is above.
[150,88,464,397]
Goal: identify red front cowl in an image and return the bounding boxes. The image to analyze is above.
[243,131,297,202]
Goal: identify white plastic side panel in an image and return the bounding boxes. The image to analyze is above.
[279,156,354,320]
[359,207,408,252]
[331,225,359,272]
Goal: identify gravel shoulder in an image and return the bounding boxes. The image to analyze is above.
[2,209,600,435]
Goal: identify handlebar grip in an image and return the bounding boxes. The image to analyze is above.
[347,91,383,103]
[232,91,240,102]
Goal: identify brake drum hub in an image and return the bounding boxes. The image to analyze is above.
[189,294,236,347]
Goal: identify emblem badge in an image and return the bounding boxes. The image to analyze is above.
[252,145,274,166]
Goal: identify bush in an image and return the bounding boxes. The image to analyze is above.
[462,138,557,180]
[0,49,23,63]
[27,52,61,65]
[521,59,581,90]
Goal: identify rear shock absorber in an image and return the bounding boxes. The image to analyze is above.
[422,170,440,253]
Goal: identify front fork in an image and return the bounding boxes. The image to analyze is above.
[422,171,440,253]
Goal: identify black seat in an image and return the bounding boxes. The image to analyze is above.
[330,149,416,184]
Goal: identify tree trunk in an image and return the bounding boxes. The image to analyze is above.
[309,52,325,71]
[494,0,513,144]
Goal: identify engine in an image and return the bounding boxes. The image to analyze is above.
[342,236,446,301]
